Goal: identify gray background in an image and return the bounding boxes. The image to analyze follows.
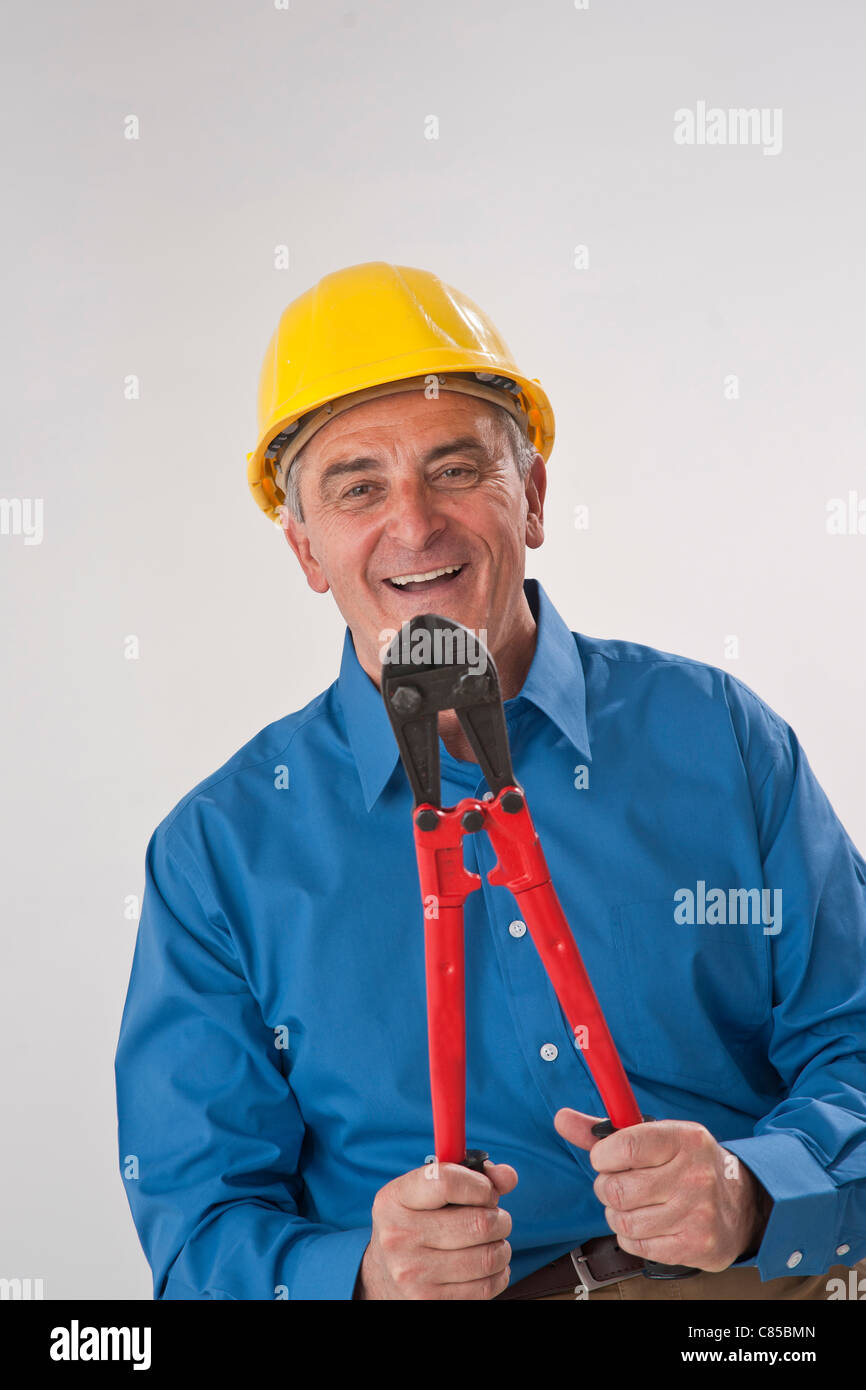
[1,0,863,1299]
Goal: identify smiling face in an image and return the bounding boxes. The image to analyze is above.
[280,389,546,691]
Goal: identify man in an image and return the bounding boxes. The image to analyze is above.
[115,262,866,1301]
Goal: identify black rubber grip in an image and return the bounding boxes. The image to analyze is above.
[460,1148,490,1172]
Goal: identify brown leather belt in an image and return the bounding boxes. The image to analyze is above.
[494,1235,646,1300]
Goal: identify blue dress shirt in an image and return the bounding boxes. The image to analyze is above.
[114,578,866,1299]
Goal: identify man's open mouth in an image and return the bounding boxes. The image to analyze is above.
[385,564,465,594]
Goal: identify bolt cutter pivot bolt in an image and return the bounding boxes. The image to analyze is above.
[415,808,439,831]
[458,672,492,698]
[391,684,423,714]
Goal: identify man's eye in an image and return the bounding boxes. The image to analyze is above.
[343,483,375,499]
[436,465,476,482]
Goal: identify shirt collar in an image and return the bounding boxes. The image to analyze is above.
[337,577,592,811]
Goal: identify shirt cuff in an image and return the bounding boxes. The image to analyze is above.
[721,1132,843,1280]
[285,1226,372,1300]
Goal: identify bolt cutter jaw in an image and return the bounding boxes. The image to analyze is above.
[381,614,518,806]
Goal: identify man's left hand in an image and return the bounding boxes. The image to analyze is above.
[554,1108,770,1272]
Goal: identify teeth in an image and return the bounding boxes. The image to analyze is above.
[389,565,462,586]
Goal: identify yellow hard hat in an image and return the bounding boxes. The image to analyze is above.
[246,261,554,522]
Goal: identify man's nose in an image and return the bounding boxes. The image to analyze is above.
[383,475,447,550]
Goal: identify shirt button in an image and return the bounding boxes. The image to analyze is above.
[509,920,527,938]
[540,1043,558,1061]
[836,1244,850,1256]
[786,1251,803,1269]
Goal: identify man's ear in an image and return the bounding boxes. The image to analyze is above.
[524,453,546,550]
[280,509,330,595]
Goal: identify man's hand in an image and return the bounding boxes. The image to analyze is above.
[354,1160,518,1300]
[554,1108,772,1272]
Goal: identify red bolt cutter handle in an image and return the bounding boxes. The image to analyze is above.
[424,901,471,1164]
[414,788,642,1154]
[413,788,699,1280]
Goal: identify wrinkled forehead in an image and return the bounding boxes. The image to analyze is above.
[306,389,504,456]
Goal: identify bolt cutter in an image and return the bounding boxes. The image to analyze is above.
[381,612,699,1280]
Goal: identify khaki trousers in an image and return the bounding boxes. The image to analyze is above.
[535,1257,866,1300]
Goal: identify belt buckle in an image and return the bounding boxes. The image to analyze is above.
[569,1240,644,1293]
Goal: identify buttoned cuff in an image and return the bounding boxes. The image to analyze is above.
[721,1132,846,1280]
[287,1227,372,1300]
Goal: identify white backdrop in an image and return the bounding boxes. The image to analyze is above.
[1,0,864,1299]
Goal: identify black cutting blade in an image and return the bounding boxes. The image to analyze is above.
[381,614,517,807]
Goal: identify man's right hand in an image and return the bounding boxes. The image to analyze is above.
[354,1159,518,1300]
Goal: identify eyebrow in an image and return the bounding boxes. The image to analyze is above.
[317,436,491,494]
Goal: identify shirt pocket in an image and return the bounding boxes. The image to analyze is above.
[608,896,772,1089]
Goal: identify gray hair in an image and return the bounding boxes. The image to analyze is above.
[279,401,538,525]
